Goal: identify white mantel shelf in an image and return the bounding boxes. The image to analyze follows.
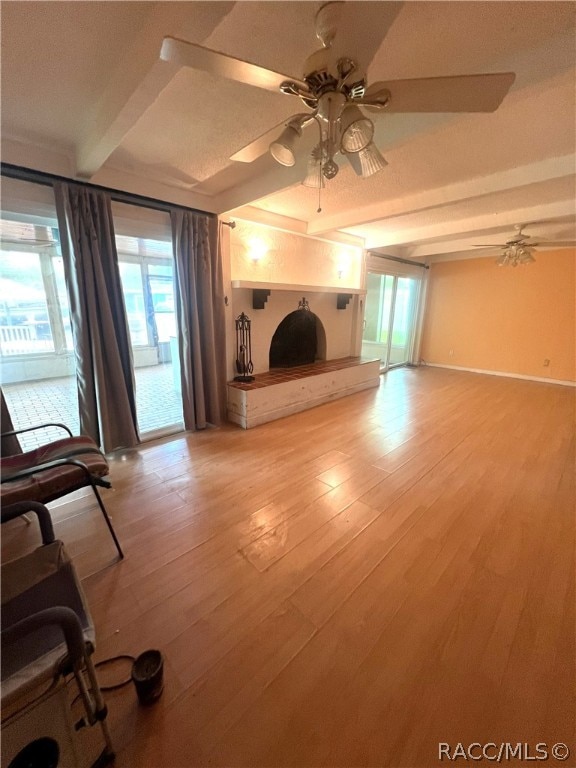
[231,280,365,295]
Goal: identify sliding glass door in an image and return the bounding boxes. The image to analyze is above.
[1,182,184,449]
[112,202,183,438]
[362,271,421,371]
[388,277,420,366]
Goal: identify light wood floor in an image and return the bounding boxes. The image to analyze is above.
[2,367,574,767]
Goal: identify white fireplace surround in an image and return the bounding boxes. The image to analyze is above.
[229,281,365,376]
[226,281,380,428]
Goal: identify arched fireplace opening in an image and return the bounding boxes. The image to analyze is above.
[269,306,326,368]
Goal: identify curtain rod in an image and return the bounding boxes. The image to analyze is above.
[368,251,429,269]
[0,163,216,218]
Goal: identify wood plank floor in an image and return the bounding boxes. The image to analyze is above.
[2,367,574,767]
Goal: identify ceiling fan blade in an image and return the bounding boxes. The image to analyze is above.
[531,240,576,247]
[329,2,403,75]
[363,72,516,113]
[160,36,308,95]
[472,244,508,248]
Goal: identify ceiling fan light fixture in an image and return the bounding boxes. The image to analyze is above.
[346,142,388,178]
[340,106,374,152]
[340,106,374,153]
[496,243,536,267]
[270,123,303,167]
[519,249,536,265]
[341,118,374,153]
[302,145,325,188]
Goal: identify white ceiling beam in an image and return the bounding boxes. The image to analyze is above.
[367,199,576,252]
[226,205,365,248]
[306,155,575,236]
[91,166,218,214]
[224,205,309,235]
[406,208,576,258]
[75,3,232,179]
[76,63,176,179]
[212,148,313,214]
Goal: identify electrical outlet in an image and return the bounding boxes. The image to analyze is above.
[449,349,454,357]
[543,358,550,367]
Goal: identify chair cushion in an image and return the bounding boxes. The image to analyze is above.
[0,436,109,506]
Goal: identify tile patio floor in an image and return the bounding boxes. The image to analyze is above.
[2,363,183,451]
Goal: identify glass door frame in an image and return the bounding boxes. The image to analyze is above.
[388,275,421,370]
[361,266,424,373]
[381,274,398,373]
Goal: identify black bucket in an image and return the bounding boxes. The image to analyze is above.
[131,649,164,705]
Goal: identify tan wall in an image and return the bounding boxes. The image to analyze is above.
[421,249,576,383]
[230,219,363,289]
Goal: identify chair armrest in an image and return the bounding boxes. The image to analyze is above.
[1,500,55,544]
[1,422,74,439]
[1,456,112,489]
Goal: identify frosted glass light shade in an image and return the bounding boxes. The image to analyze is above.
[518,249,536,264]
[346,142,388,177]
[302,160,324,188]
[340,106,374,153]
[270,125,301,167]
[497,245,536,266]
[302,145,325,188]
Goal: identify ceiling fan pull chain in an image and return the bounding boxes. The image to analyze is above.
[317,120,324,212]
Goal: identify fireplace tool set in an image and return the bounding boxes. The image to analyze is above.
[234,312,255,382]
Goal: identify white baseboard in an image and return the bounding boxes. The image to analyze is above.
[424,363,576,388]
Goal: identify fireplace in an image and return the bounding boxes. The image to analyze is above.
[226,223,372,426]
[269,301,326,368]
[226,285,380,427]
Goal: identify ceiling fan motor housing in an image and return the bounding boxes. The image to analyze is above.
[303,47,366,100]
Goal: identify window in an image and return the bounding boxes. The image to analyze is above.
[0,180,80,448]
[0,223,72,357]
[118,261,148,346]
[1,180,185,445]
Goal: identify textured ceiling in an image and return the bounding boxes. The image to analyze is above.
[1,1,575,258]
[0,2,153,147]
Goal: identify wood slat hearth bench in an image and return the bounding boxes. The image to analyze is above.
[227,356,381,428]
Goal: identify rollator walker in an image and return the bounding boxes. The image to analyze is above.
[1,500,115,768]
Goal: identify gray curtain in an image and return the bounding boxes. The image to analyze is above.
[171,211,226,429]
[54,182,139,452]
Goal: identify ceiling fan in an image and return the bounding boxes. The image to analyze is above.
[160,1,516,188]
[473,224,576,266]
